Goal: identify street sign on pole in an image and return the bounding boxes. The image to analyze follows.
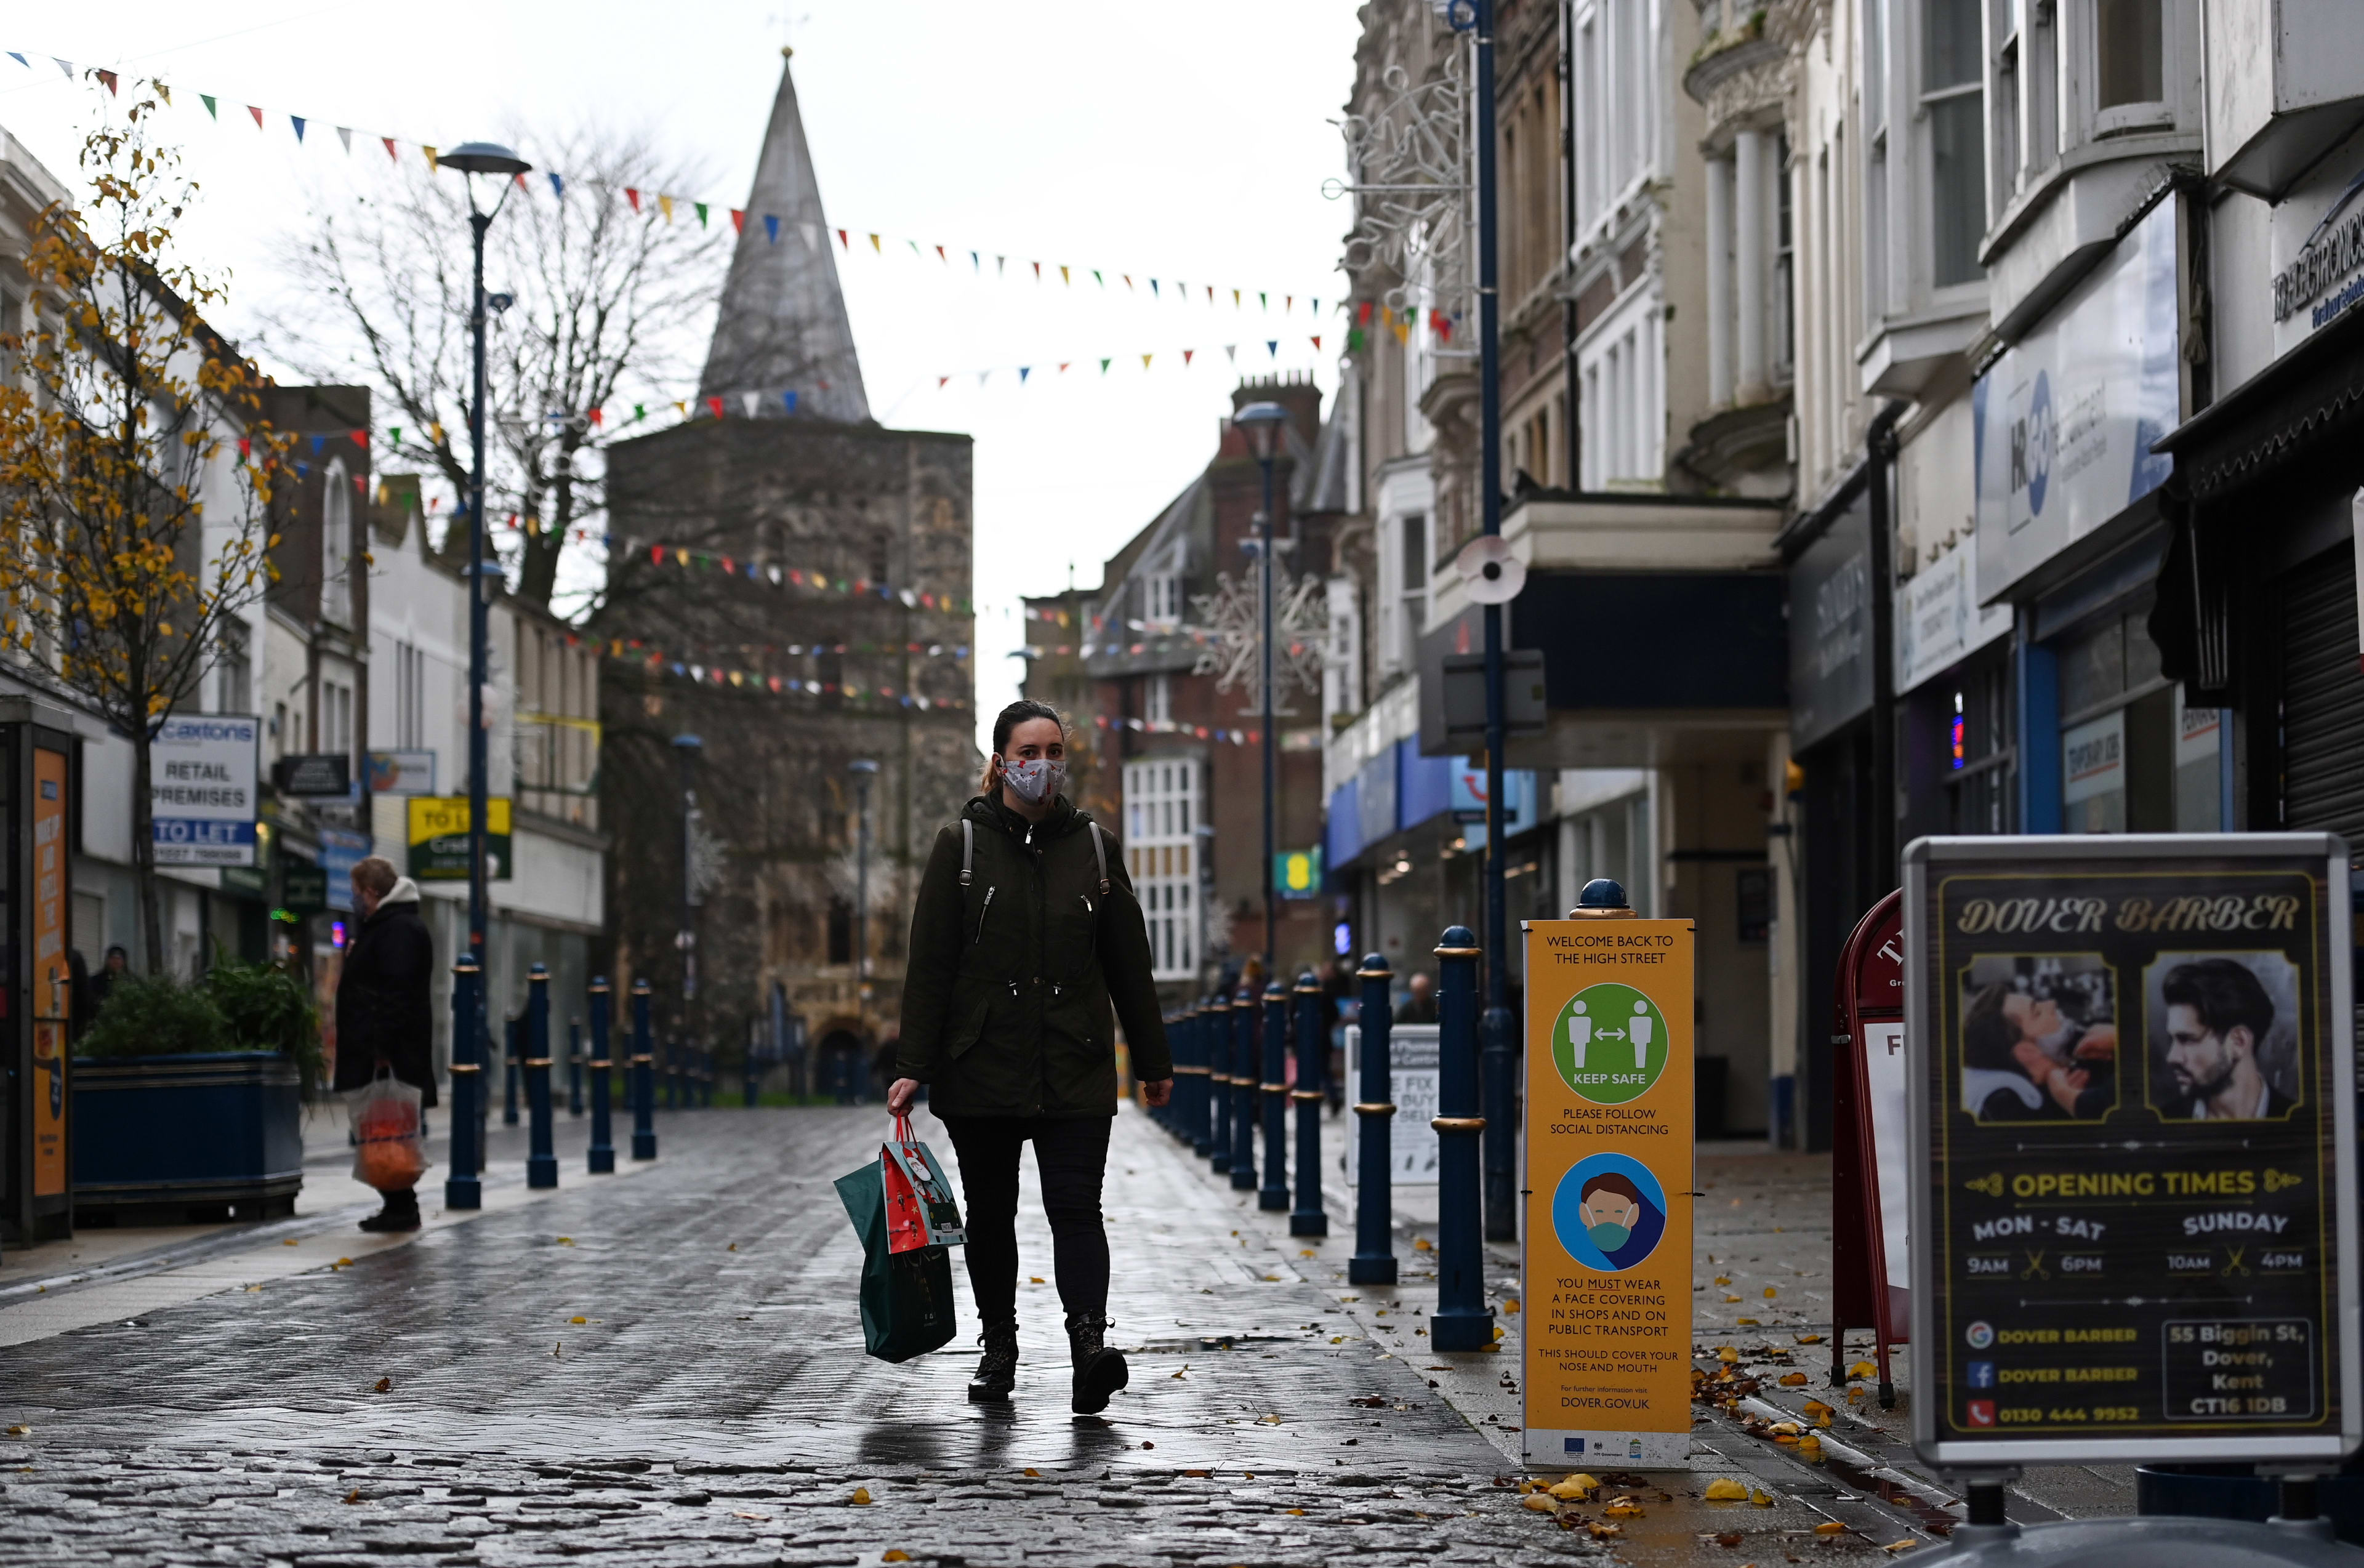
[408,795,512,882]
[1345,1023,1439,1184]
[1904,834,2359,1470]
[1521,911,1696,1468]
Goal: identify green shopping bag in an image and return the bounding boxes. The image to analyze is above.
[835,1154,959,1362]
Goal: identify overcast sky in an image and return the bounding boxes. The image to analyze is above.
[0,1,1363,750]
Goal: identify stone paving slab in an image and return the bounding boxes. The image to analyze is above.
[0,1105,1610,1566]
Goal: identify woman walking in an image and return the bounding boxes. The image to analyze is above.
[888,699,1172,1413]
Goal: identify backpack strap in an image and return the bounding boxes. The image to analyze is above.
[1088,821,1110,898]
[959,819,973,887]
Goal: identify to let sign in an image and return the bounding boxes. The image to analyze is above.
[1522,915,1695,1468]
[1904,834,2360,1468]
[407,795,512,883]
[151,714,259,867]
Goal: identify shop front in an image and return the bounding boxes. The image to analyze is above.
[2153,128,2364,843]
[1968,193,2217,837]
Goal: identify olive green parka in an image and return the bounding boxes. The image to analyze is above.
[895,792,1171,1118]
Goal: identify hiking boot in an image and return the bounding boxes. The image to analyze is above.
[968,1321,1019,1402]
[1066,1312,1128,1415]
[358,1189,420,1234]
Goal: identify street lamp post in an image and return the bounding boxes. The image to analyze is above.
[440,140,530,1214]
[848,759,879,1047]
[1232,400,1290,982]
[1450,0,1519,1244]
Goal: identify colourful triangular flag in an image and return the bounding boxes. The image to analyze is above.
[1141,353,1152,369]
[1224,345,1237,363]
[291,115,307,141]
[1311,335,1322,351]
[625,188,640,212]
[95,69,116,95]
[836,228,848,249]
[765,214,779,244]
[705,396,723,418]
[1183,348,1194,366]
[1123,274,1133,291]
[1266,340,1278,358]
[782,391,798,412]
[867,233,880,252]
[1100,358,1111,374]
[201,94,218,118]
[938,376,951,389]
[739,392,759,417]
[52,58,71,79]
[424,145,437,171]
[246,105,263,129]
[4,54,25,69]
[696,201,710,227]
[657,194,673,223]
[1018,367,1031,384]
[382,135,396,160]
[1061,265,1072,285]
[730,208,744,233]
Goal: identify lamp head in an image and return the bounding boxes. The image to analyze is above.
[443,140,531,218]
[1233,400,1289,462]
[670,733,704,752]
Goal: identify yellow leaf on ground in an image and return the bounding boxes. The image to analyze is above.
[569,1316,587,1325]
[372,1378,391,1394]
[1503,1298,1521,1314]
[1885,1540,1921,1553]
[1300,1248,1316,1257]
[883,1552,911,1562]
[334,1258,353,1268]
[1557,1473,1601,1496]
[1704,1478,1751,1500]
[1779,1372,1809,1386]
[1029,1277,1045,1284]
[1023,1468,1041,1477]
[1815,1521,1848,1535]
[556,1237,574,1246]
[1724,1295,1743,1303]
[1263,1274,1281,1282]
[1737,1317,1761,1325]
[1413,1237,1434,1252]
[1715,1275,1731,1285]
[281,1239,298,1247]
[1751,1489,1775,1506]
[850,1487,872,1505]
[1718,1347,1742,1363]
[1287,1507,1308,1516]
[1604,1498,1646,1518]
[3,1425,28,1436]
[343,1490,362,1505]
[1796,1333,1825,1344]
[1763,1287,1777,1298]
[1522,1494,1557,1512]
[1587,1521,1623,1539]
[1850,1361,1878,1378]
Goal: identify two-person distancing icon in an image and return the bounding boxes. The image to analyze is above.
[1567,997,1654,1070]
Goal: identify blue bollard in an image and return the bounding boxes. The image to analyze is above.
[1430,927,1495,1351]
[586,978,616,1173]
[1290,970,1328,1237]
[525,963,558,1189]
[1229,987,1258,1190]
[629,979,658,1160]
[503,1013,522,1126]
[1259,981,1290,1212]
[1349,955,1397,1285]
[1208,996,1234,1174]
[1181,1005,1207,1156]
[445,957,484,1210]
[568,1019,585,1117]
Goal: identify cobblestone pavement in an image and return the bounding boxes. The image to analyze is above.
[0,1105,1609,1567]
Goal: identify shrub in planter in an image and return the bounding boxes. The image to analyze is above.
[81,962,323,1095]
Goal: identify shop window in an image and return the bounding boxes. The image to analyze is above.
[2057,606,2206,834]
[1146,673,1172,729]
[1947,657,2016,833]
[1122,757,1198,981]
[826,896,853,965]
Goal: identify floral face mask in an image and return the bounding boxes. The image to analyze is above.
[999,756,1067,805]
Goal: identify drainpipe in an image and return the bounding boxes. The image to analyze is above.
[1864,401,1906,881]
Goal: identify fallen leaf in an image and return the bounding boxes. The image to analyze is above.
[1604,1497,1646,1518]
[570,1316,588,1325]
[1717,1531,1746,1546]
[1715,1275,1732,1285]
[334,1258,353,1268]
[1849,1361,1878,1378]
[1521,1494,1558,1513]
[1751,1489,1775,1506]
[728,1243,738,1252]
[553,1342,563,1357]
[557,1237,575,1246]
[1815,1521,1848,1536]
[732,1511,768,1521]
[1183,1469,1209,1478]
[850,1487,872,1505]
[1795,1333,1825,1345]
[1263,1274,1281,1282]
[1287,1506,1307,1515]
[1724,1295,1743,1303]
[883,1553,911,1563]
[1142,1441,1155,1450]
[1548,1476,1596,1500]
[244,1285,262,1293]
[372,1377,391,1394]
[1797,1436,1823,1457]
[281,1239,298,1247]
[1884,1540,1920,1553]
[1029,1276,1045,1284]
[1704,1479,1751,1501]
[1330,1336,1344,1343]
[1764,1287,1777,1298]
[1737,1317,1761,1326]
[1300,1248,1316,1257]
[1503,1298,1520,1315]
[3,1425,27,1437]
[1413,1237,1433,1252]
[343,1489,362,1505]
[1171,1370,1186,1379]
[1779,1372,1809,1386]
[1587,1522,1623,1540]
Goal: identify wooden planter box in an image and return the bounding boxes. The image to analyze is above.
[71,1051,305,1222]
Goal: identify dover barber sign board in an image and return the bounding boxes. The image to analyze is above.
[1522,915,1695,1467]
[1904,835,2359,1468]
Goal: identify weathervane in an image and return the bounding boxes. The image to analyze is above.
[1192,560,1327,715]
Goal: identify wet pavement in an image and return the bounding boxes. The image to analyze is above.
[0,1104,1605,1566]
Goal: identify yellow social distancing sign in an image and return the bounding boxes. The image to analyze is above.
[1522,914,1695,1468]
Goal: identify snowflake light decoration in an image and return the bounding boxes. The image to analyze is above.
[1192,561,1328,715]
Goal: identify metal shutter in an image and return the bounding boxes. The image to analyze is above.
[2281,544,2364,840]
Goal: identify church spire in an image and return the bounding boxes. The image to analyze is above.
[698,49,869,423]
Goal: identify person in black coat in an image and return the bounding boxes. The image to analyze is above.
[334,856,436,1231]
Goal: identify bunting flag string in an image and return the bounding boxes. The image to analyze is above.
[6,50,1333,318]
[596,637,971,711]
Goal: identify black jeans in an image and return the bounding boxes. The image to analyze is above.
[939,1114,1112,1325]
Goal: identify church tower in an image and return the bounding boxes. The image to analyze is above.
[596,50,976,1090]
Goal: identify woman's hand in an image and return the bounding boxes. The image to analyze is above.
[886,1077,921,1116]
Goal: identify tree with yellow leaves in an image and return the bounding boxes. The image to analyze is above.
[0,84,293,972]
